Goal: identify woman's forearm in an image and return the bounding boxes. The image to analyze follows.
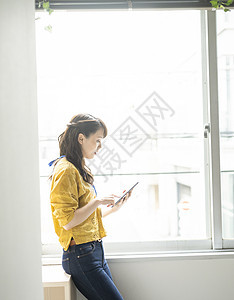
[63,199,100,231]
[102,208,114,218]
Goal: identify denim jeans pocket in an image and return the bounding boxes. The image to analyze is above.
[75,242,96,258]
[62,252,71,275]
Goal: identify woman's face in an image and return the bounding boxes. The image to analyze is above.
[78,128,104,159]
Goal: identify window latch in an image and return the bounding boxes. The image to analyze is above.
[204,123,210,138]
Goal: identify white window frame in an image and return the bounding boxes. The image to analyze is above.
[203,9,223,250]
[39,7,234,258]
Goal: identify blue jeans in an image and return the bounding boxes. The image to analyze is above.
[62,240,124,300]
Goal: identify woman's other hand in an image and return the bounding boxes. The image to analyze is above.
[96,195,116,207]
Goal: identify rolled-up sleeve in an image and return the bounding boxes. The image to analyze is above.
[50,167,79,227]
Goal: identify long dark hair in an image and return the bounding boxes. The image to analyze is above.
[51,114,107,184]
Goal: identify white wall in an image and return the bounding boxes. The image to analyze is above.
[107,257,234,300]
[73,256,234,300]
[0,1,43,299]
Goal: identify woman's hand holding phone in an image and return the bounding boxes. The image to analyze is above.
[99,182,138,215]
[106,189,133,212]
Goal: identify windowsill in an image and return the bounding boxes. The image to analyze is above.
[42,265,71,286]
[42,249,234,265]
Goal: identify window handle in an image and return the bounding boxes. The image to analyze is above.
[204,123,210,138]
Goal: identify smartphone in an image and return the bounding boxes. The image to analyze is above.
[114,182,139,206]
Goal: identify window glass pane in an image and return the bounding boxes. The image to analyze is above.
[217,11,234,239]
[99,172,207,242]
[36,10,208,247]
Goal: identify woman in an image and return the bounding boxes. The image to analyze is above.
[49,113,131,300]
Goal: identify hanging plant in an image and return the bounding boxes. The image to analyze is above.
[38,0,53,14]
[210,0,234,12]
[36,0,53,32]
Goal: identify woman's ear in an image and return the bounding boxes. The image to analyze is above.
[78,133,85,145]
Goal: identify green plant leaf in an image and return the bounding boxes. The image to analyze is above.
[226,0,233,6]
[210,1,218,8]
[48,8,54,15]
[43,1,50,10]
[44,24,52,33]
[224,7,231,11]
[38,1,43,8]
[210,1,218,6]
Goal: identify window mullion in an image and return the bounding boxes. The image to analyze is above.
[200,10,211,241]
[206,10,223,250]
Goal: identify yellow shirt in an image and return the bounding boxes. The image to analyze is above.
[50,157,107,251]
